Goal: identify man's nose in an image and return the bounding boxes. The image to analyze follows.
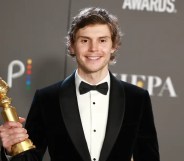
[89,41,98,51]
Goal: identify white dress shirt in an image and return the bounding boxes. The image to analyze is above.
[75,70,110,161]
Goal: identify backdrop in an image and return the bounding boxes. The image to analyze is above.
[0,0,183,161]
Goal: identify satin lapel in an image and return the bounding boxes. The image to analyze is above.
[59,72,91,161]
[99,73,125,161]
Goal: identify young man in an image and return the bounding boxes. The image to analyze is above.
[0,7,160,161]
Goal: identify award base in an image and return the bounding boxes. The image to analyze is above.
[11,139,36,156]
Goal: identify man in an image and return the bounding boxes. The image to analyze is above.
[0,7,160,161]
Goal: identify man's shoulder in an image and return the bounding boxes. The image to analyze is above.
[120,81,148,96]
[36,72,75,95]
[36,80,64,96]
[110,72,148,96]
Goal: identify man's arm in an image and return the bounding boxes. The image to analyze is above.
[0,90,48,161]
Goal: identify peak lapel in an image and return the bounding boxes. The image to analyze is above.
[99,73,125,161]
[59,72,91,161]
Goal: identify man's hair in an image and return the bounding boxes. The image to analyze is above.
[66,7,123,62]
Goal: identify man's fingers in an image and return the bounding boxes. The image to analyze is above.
[2,133,29,153]
[8,133,29,143]
[19,117,26,123]
[2,121,23,129]
[0,119,28,153]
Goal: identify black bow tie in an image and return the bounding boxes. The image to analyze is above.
[79,81,108,95]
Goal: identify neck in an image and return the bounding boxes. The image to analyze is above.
[77,69,109,85]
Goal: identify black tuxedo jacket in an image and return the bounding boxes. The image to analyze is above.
[1,72,160,161]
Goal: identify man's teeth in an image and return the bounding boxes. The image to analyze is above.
[87,56,100,60]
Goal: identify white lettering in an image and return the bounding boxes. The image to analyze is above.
[150,0,158,12]
[167,0,176,13]
[131,74,146,85]
[122,0,132,9]
[147,76,162,96]
[141,0,150,11]
[113,73,177,97]
[158,77,177,97]
[122,0,176,13]
[132,0,142,10]
[158,0,167,12]
[120,74,128,82]
[7,60,25,88]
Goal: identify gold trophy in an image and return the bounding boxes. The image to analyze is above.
[0,77,35,156]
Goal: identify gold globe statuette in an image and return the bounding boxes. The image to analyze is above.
[0,77,35,156]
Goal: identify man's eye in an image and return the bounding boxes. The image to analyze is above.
[100,39,107,43]
[81,39,88,43]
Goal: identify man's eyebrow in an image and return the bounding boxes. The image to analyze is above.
[77,36,90,39]
[77,36,111,39]
[99,36,111,39]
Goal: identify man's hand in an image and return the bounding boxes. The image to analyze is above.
[0,117,29,154]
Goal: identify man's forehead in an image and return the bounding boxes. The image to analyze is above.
[76,24,111,37]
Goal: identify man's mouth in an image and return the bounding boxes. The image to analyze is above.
[86,56,101,60]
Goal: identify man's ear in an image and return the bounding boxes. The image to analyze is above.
[69,45,75,55]
[111,47,116,54]
[69,46,74,53]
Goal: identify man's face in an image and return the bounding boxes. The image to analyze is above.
[70,24,116,75]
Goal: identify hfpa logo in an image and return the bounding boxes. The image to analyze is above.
[6,59,32,89]
[113,73,177,97]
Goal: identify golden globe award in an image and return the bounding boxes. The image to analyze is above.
[0,77,35,156]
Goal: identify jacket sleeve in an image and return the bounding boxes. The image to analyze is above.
[133,90,160,161]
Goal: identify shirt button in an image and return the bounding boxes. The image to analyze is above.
[93,129,96,132]
[93,102,95,105]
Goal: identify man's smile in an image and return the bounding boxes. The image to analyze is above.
[86,56,101,60]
